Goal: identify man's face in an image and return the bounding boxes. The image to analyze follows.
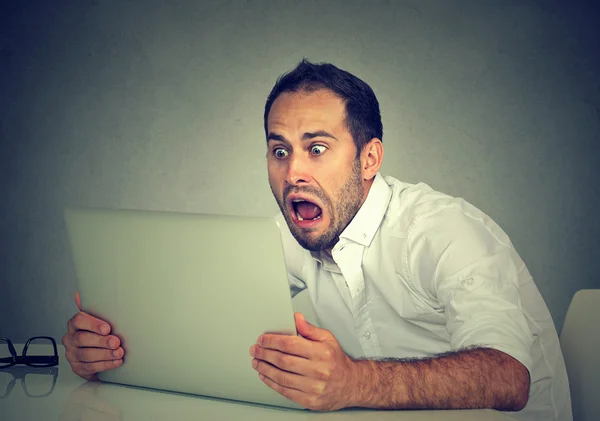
[266,89,367,252]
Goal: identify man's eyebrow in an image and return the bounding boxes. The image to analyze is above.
[266,131,339,143]
[303,130,338,141]
[267,133,287,143]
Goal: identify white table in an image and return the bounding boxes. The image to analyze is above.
[1,344,516,421]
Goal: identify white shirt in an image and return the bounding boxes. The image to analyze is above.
[277,173,572,421]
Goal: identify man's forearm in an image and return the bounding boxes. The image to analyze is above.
[351,347,530,411]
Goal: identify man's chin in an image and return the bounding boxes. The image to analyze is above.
[281,211,337,251]
[289,227,337,252]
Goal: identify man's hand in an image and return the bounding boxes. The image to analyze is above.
[61,292,124,381]
[249,312,359,411]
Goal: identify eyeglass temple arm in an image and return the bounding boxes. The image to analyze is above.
[0,338,18,356]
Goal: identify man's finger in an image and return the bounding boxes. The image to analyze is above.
[258,372,310,406]
[72,331,120,350]
[257,334,316,359]
[250,346,313,376]
[252,360,324,394]
[294,313,331,342]
[75,346,124,363]
[70,312,111,336]
[75,291,82,311]
[72,359,122,376]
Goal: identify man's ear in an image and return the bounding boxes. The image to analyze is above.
[360,138,384,180]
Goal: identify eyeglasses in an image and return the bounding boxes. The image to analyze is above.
[0,336,59,368]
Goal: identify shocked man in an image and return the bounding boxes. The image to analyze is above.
[63,60,571,421]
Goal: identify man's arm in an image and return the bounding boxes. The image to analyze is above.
[354,347,530,411]
[257,204,534,412]
[251,313,530,412]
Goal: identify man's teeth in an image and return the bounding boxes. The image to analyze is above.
[295,211,321,222]
[291,199,322,222]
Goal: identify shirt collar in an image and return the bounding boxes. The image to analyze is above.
[338,172,392,246]
[310,172,392,261]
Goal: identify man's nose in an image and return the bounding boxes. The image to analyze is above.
[286,155,312,185]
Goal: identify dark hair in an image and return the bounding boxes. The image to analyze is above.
[264,59,383,156]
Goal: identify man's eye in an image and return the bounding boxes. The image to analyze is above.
[273,148,289,158]
[310,145,327,155]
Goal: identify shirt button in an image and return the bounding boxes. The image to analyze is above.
[362,331,371,340]
[363,233,367,238]
[466,278,474,286]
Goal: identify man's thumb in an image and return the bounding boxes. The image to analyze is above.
[295,312,328,341]
[75,291,82,311]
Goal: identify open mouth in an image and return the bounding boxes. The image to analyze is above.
[291,199,323,223]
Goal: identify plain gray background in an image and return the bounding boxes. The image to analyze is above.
[1,0,598,343]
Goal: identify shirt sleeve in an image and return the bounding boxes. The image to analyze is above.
[407,203,534,372]
[288,273,307,298]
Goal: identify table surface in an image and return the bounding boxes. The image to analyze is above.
[1,344,516,421]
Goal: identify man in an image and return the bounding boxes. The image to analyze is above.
[62,60,571,420]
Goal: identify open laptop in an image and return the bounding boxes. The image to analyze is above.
[63,207,302,409]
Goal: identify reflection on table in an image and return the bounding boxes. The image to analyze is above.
[1,344,515,421]
[0,365,58,398]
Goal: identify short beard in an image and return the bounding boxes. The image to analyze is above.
[272,159,364,252]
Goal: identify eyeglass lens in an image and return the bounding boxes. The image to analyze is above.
[24,337,56,363]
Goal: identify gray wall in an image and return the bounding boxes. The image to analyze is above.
[1,0,599,343]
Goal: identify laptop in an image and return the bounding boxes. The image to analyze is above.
[63,207,302,409]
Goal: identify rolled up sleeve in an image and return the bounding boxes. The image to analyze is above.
[408,204,534,372]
